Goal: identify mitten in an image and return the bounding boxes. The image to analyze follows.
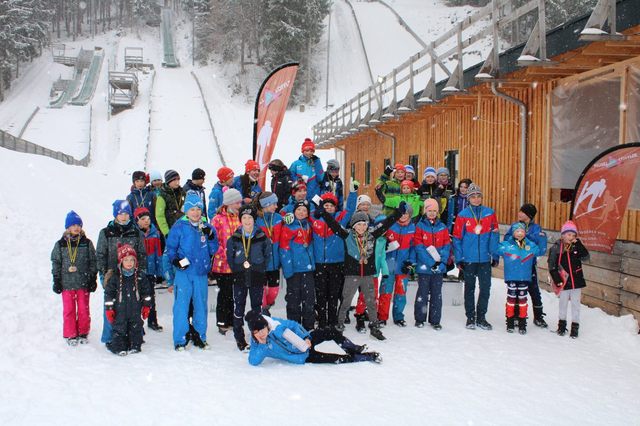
[156,275,164,284]
[172,258,189,271]
[349,178,359,192]
[53,279,62,294]
[431,261,442,273]
[141,306,151,320]
[106,309,116,324]
[384,165,394,177]
[201,225,212,237]
[88,275,98,293]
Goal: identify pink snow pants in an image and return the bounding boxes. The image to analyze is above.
[62,289,91,338]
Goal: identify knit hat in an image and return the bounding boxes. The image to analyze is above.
[112,200,132,217]
[183,192,203,213]
[65,210,83,229]
[356,194,372,209]
[520,203,537,220]
[217,166,234,183]
[301,138,315,153]
[132,170,146,182]
[164,169,180,184]
[293,199,310,216]
[400,180,414,190]
[404,165,415,175]
[117,243,137,266]
[149,170,163,182]
[423,167,437,179]
[245,310,268,332]
[192,168,206,180]
[394,163,406,172]
[423,198,439,214]
[350,211,370,227]
[512,222,526,234]
[467,183,482,197]
[223,188,242,206]
[259,192,278,208]
[327,159,340,172]
[245,160,260,173]
[268,159,286,172]
[291,179,307,195]
[436,167,450,177]
[134,207,150,220]
[239,204,258,220]
[320,192,338,206]
[561,220,578,235]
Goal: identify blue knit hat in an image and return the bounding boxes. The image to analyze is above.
[436,167,450,177]
[512,222,526,233]
[259,193,278,208]
[65,210,83,229]
[112,200,132,217]
[404,165,415,175]
[183,192,204,212]
[423,167,437,178]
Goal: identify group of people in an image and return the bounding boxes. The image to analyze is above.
[50,138,591,366]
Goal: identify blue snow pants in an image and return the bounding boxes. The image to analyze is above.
[415,274,443,325]
[173,269,209,346]
[463,262,492,322]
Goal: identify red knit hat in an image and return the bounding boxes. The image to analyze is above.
[117,243,137,265]
[217,166,234,182]
[291,179,307,195]
[400,180,414,190]
[394,163,406,172]
[245,160,260,173]
[301,138,315,153]
[320,192,338,206]
[133,207,150,220]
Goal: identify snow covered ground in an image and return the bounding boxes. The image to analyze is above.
[1,3,640,425]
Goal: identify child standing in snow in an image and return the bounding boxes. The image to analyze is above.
[547,220,590,338]
[495,222,547,334]
[104,244,152,356]
[134,207,164,332]
[256,192,284,313]
[245,311,381,365]
[51,211,98,345]
[226,204,272,352]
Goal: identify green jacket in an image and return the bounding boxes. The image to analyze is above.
[383,193,423,218]
[156,184,185,236]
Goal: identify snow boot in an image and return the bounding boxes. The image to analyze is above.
[340,338,367,355]
[148,323,164,332]
[369,322,386,341]
[218,326,230,336]
[236,340,250,352]
[557,320,567,336]
[476,318,493,331]
[355,314,367,334]
[77,335,89,344]
[67,337,78,346]
[128,348,141,355]
[174,344,186,351]
[393,319,407,327]
[431,323,442,331]
[192,333,210,350]
[533,307,548,328]
[518,318,527,335]
[465,318,476,330]
[117,350,128,356]
[415,321,425,328]
[506,317,515,333]
[354,352,383,363]
[378,320,387,328]
[570,322,579,339]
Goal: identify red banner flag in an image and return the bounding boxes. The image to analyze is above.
[253,63,299,191]
[571,143,640,253]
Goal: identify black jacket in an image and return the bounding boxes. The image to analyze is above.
[226,227,272,276]
[547,239,590,290]
[270,169,293,211]
[96,221,147,276]
[51,232,98,291]
[104,269,152,318]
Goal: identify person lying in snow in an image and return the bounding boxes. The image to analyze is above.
[245,311,381,366]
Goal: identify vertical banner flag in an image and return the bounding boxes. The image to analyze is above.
[571,142,640,253]
[253,62,299,190]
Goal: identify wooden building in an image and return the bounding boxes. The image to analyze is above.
[313,0,640,324]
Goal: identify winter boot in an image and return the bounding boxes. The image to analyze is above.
[506,317,515,333]
[148,323,164,332]
[465,318,476,330]
[236,340,250,352]
[77,334,89,344]
[355,314,367,334]
[67,337,78,346]
[476,318,493,331]
[192,333,210,350]
[518,318,527,335]
[570,322,579,339]
[394,319,407,327]
[557,320,567,336]
[218,326,230,335]
[415,321,425,328]
[340,337,368,355]
[533,307,548,328]
[353,352,383,363]
[174,343,186,351]
[369,322,386,341]
[431,323,442,331]
[378,320,387,328]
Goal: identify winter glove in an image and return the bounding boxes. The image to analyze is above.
[283,213,294,225]
[349,178,360,192]
[431,261,442,273]
[53,279,62,295]
[398,201,408,216]
[88,275,98,293]
[384,164,394,177]
[202,225,216,240]
[156,275,164,284]
[491,258,499,268]
[172,258,189,271]
[401,260,414,275]
[106,309,116,324]
[141,306,151,320]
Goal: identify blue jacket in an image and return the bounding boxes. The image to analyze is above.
[447,193,469,233]
[279,196,317,216]
[127,185,155,221]
[207,182,225,221]
[165,217,219,276]
[233,175,262,201]
[290,155,324,200]
[279,218,315,278]
[495,237,546,282]
[311,191,357,264]
[385,220,416,275]
[226,227,272,274]
[414,217,451,275]
[504,221,546,250]
[452,205,499,264]
[320,175,344,211]
[248,317,311,366]
[139,224,164,277]
[256,212,284,271]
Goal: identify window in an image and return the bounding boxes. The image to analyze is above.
[365,160,371,185]
[350,162,356,180]
[408,155,419,174]
[445,150,459,187]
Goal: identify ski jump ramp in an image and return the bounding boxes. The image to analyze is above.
[161,9,180,68]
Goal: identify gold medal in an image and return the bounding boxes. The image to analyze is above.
[243,261,251,269]
[68,266,77,273]
[201,236,206,243]
[303,243,308,248]
[67,237,80,274]
[474,224,482,235]
[363,259,368,265]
